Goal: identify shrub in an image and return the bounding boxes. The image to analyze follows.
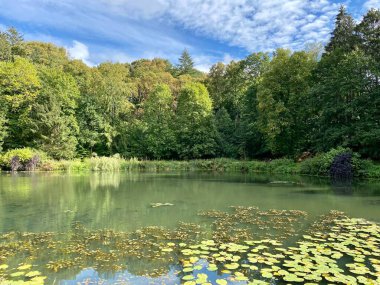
[299,147,350,176]
[48,159,89,171]
[0,148,47,171]
[121,157,142,171]
[299,147,367,177]
[356,160,380,179]
[329,152,353,180]
[269,158,299,174]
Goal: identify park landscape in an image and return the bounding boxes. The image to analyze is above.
[0,1,380,285]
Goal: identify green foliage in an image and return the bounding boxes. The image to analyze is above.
[176,49,195,76]
[257,49,316,156]
[215,107,236,157]
[176,82,217,159]
[207,53,270,159]
[30,67,80,159]
[75,68,113,156]
[44,159,90,172]
[356,8,380,64]
[0,111,7,152]
[0,27,24,61]
[360,161,380,179]
[0,57,41,149]
[239,85,268,158]
[311,49,380,158]
[23,41,69,68]
[0,7,379,168]
[140,84,176,159]
[130,58,176,104]
[87,155,121,171]
[299,147,359,176]
[325,5,358,53]
[0,147,47,169]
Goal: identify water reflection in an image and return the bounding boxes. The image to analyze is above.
[60,268,180,285]
[0,172,379,234]
[89,172,121,190]
[331,181,354,195]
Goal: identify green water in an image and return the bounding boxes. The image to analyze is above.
[0,172,379,233]
[0,172,379,284]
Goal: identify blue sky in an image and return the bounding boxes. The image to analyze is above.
[0,0,379,71]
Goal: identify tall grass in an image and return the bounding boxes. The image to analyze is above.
[87,156,121,171]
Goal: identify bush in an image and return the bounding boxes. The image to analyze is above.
[299,147,367,177]
[329,152,353,180]
[0,148,48,171]
[299,147,350,176]
[356,160,380,179]
[50,159,89,171]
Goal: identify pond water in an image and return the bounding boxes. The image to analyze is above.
[0,172,379,284]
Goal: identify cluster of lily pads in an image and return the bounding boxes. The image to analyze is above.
[198,206,308,243]
[0,221,204,284]
[0,263,46,285]
[173,215,380,284]
[0,206,379,284]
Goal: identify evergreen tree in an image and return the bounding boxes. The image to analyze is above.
[356,8,380,64]
[177,49,194,75]
[311,49,380,158]
[325,6,358,53]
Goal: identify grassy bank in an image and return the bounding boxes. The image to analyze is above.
[1,147,380,179]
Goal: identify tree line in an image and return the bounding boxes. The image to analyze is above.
[0,6,379,161]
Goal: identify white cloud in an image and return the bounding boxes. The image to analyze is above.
[191,54,213,72]
[0,0,189,56]
[67,40,93,66]
[162,0,341,51]
[363,0,380,10]
[0,0,346,65]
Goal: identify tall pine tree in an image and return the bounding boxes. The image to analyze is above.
[177,49,194,75]
[356,8,380,64]
[325,6,357,53]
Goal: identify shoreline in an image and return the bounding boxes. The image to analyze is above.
[1,157,379,179]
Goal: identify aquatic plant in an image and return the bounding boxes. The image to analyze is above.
[0,206,379,284]
[87,155,121,171]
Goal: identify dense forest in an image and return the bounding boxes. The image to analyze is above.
[0,6,379,161]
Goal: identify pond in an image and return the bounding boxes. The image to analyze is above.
[0,172,379,284]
